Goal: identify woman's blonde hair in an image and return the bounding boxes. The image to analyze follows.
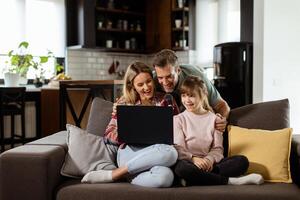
[180,76,213,112]
[122,61,154,104]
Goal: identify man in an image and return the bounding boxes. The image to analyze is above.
[153,49,230,132]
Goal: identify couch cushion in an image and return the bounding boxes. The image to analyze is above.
[225,99,300,184]
[56,180,300,200]
[228,99,290,130]
[86,97,113,136]
[228,126,292,183]
[225,99,290,156]
[60,124,117,178]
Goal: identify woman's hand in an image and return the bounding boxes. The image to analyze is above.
[215,113,227,133]
[192,156,213,172]
[112,97,125,115]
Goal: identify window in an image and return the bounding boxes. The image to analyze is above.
[195,0,240,77]
[0,0,66,79]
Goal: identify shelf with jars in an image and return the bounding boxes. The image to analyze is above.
[171,0,194,51]
[95,0,146,52]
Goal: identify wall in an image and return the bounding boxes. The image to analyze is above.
[253,0,300,133]
[66,49,193,80]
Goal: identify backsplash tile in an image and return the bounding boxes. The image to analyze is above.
[66,49,195,80]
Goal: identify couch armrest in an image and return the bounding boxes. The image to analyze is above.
[27,131,68,149]
[291,134,300,185]
[292,134,300,157]
[0,144,66,200]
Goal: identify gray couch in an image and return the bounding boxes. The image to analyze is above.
[1,98,300,200]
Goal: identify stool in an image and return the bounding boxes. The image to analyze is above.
[0,87,26,152]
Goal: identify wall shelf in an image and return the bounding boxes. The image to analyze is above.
[172,27,189,31]
[172,7,189,12]
[97,28,145,34]
[95,0,146,51]
[96,7,145,16]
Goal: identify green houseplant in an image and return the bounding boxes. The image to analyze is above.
[7,41,49,76]
[4,41,62,87]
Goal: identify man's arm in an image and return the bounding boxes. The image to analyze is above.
[213,98,230,132]
[213,98,230,119]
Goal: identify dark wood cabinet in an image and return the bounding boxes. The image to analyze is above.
[145,0,172,53]
[66,0,96,48]
[66,0,195,52]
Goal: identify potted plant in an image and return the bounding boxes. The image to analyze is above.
[4,41,31,86]
[4,41,57,86]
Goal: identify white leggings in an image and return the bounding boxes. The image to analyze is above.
[117,144,178,188]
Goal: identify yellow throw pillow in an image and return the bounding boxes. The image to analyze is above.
[228,125,292,183]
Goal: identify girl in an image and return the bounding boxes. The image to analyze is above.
[82,62,178,188]
[173,76,264,186]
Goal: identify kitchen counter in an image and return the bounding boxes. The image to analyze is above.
[1,80,124,138]
[1,79,124,91]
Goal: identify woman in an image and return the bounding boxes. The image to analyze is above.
[82,62,178,188]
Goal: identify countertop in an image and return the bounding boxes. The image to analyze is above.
[0,79,124,92]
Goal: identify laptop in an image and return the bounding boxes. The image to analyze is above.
[117,105,173,145]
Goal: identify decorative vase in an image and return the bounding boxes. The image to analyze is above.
[177,0,183,8]
[4,72,20,87]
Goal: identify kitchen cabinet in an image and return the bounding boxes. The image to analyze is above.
[66,0,195,52]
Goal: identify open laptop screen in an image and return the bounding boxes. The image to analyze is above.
[117,105,173,145]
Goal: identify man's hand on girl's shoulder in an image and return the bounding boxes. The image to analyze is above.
[215,113,227,133]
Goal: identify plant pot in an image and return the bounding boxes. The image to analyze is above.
[4,72,20,87]
[19,76,28,85]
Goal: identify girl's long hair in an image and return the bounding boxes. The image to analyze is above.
[123,62,154,104]
[180,75,213,112]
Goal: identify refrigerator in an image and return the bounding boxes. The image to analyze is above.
[213,42,253,109]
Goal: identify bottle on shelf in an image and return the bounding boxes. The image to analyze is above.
[117,20,123,30]
[136,21,142,31]
[106,20,113,29]
[125,40,130,49]
[130,38,137,50]
[123,20,128,30]
[107,0,114,9]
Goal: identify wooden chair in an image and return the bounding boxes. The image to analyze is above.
[59,80,123,130]
[0,87,26,152]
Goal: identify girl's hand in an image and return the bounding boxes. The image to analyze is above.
[215,113,227,133]
[192,157,213,172]
[204,158,213,172]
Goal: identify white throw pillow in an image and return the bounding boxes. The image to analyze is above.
[61,124,117,178]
